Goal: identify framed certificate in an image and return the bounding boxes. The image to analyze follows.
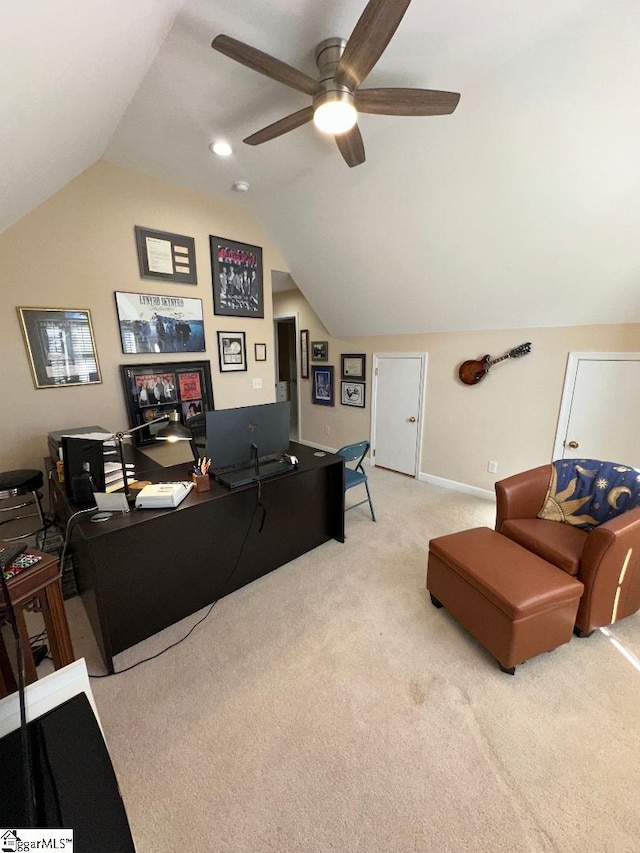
[341,353,366,380]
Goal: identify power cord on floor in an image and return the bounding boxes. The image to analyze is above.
[88,486,264,678]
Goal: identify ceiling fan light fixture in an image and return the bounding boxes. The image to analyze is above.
[210,140,233,157]
[313,91,357,135]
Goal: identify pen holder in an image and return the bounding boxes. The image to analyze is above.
[191,473,210,493]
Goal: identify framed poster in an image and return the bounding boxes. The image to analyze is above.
[311,365,334,406]
[300,329,309,379]
[114,291,205,354]
[210,235,264,318]
[120,360,213,445]
[17,307,102,389]
[254,343,267,361]
[134,226,197,285]
[341,380,366,407]
[217,331,247,373]
[341,353,366,381]
[311,341,328,361]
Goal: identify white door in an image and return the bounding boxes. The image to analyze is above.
[371,354,425,476]
[553,353,640,466]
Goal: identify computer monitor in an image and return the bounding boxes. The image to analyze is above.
[62,436,105,502]
[205,402,290,473]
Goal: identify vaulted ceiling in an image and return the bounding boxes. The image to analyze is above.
[3,1,639,335]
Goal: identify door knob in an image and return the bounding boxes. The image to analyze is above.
[408,417,416,423]
[567,440,579,449]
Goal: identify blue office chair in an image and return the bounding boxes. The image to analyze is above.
[337,441,376,521]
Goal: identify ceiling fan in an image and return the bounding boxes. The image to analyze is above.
[211,0,460,167]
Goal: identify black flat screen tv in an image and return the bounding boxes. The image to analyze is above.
[205,401,290,472]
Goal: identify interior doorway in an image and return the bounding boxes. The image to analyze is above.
[553,352,640,466]
[370,353,426,476]
[273,314,300,441]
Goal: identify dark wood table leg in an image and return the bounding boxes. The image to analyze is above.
[41,579,75,669]
[0,629,18,698]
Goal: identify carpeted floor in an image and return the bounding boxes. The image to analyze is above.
[62,465,640,853]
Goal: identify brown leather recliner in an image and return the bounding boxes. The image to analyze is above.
[495,464,640,636]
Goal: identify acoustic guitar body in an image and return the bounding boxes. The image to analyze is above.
[458,355,491,385]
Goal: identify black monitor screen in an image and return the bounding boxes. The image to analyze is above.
[62,436,106,499]
[205,402,290,472]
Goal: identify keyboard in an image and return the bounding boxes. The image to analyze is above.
[218,459,295,489]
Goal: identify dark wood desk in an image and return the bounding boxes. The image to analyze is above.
[56,442,344,672]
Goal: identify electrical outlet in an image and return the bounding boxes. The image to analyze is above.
[252,378,262,390]
[324,425,330,435]
[487,460,498,474]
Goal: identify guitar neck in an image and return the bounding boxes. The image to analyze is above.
[488,354,510,367]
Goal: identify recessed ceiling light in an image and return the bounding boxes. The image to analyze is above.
[210,141,233,157]
[233,181,250,192]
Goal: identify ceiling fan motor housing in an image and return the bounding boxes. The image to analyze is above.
[313,38,356,128]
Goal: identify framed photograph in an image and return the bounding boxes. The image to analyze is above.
[341,381,366,407]
[341,353,366,381]
[114,291,205,354]
[134,226,197,285]
[311,341,328,362]
[120,360,213,445]
[17,307,102,389]
[300,329,309,379]
[311,365,334,406]
[210,235,264,318]
[254,343,267,361]
[217,331,247,373]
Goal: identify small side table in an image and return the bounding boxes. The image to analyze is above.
[0,544,75,698]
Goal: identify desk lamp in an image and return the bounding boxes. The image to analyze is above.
[112,412,192,499]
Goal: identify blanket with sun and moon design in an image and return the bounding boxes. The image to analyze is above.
[538,459,640,530]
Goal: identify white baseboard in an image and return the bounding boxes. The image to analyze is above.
[297,439,336,454]
[296,442,493,499]
[419,472,495,501]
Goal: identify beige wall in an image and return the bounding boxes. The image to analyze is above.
[4,160,638,491]
[274,290,639,491]
[1,161,286,472]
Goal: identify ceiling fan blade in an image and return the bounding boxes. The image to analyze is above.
[335,124,366,168]
[335,0,412,90]
[357,87,460,116]
[212,34,318,96]
[243,106,314,146]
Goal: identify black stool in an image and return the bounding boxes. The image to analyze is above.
[0,469,46,541]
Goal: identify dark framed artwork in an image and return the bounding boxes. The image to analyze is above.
[341,380,366,407]
[300,329,309,379]
[120,360,213,445]
[217,331,247,373]
[311,365,334,406]
[311,341,328,361]
[210,235,264,318]
[341,353,366,381]
[134,226,197,285]
[254,343,267,361]
[114,291,205,354]
[17,307,102,389]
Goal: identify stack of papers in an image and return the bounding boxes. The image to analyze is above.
[104,460,136,493]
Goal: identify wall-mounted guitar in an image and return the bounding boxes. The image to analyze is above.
[458,342,532,385]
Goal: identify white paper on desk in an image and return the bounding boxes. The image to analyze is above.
[104,461,135,473]
[61,431,116,446]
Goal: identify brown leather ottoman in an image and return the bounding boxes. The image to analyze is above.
[427,527,584,674]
